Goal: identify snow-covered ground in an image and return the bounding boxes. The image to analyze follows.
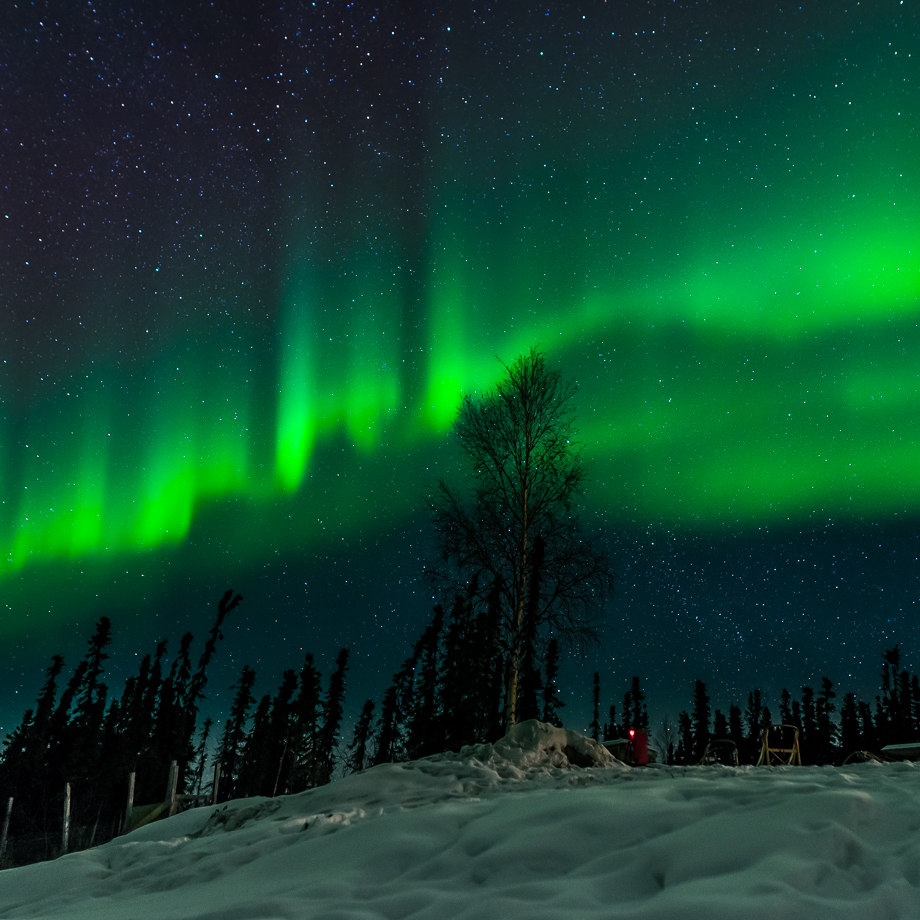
[2,721,920,919]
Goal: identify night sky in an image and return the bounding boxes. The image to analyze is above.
[2,1,919,737]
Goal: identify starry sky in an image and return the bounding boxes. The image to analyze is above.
[2,0,919,736]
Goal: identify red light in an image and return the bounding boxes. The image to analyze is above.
[629,729,635,738]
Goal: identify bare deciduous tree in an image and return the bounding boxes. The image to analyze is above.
[429,347,615,729]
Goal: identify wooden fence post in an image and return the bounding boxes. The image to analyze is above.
[272,741,288,798]
[0,796,13,862]
[211,762,221,806]
[122,772,136,835]
[165,761,179,818]
[62,783,71,854]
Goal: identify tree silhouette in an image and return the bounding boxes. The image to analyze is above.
[691,680,710,762]
[217,665,257,800]
[589,672,601,741]
[346,700,376,774]
[285,653,323,792]
[541,638,565,727]
[430,347,614,729]
[313,648,350,786]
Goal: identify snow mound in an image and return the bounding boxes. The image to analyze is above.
[459,718,620,771]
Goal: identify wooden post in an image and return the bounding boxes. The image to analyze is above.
[0,796,13,862]
[89,809,100,848]
[62,783,71,854]
[165,761,179,818]
[122,772,136,835]
[272,740,288,798]
[211,762,221,806]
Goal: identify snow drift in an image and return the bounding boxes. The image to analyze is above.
[1,720,920,919]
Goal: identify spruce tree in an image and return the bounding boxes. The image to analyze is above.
[691,681,710,762]
[265,669,298,797]
[540,638,565,727]
[728,704,744,755]
[516,536,545,723]
[406,609,445,759]
[49,659,87,764]
[800,686,818,762]
[676,711,692,764]
[117,649,164,802]
[874,695,888,747]
[440,575,504,747]
[857,699,877,751]
[288,653,323,793]
[74,617,112,727]
[881,645,900,701]
[515,641,543,723]
[589,673,601,741]
[149,667,178,788]
[839,693,860,757]
[167,631,196,787]
[15,655,65,781]
[602,705,617,742]
[745,690,765,762]
[61,618,113,786]
[217,665,257,800]
[6,653,69,857]
[313,649,350,785]
[235,694,272,798]
[892,670,913,743]
[474,577,506,742]
[191,717,214,796]
[815,676,837,762]
[183,589,243,762]
[912,675,920,738]
[779,688,793,726]
[620,676,648,735]
[374,683,402,766]
[346,700,376,774]
[440,595,476,751]
[633,679,649,731]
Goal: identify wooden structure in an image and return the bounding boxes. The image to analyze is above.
[0,797,12,863]
[122,761,221,835]
[880,742,920,762]
[699,739,739,766]
[756,724,802,766]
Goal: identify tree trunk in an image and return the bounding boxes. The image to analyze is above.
[504,470,530,731]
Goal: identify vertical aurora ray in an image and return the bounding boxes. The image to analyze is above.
[130,355,199,548]
[335,245,403,453]
[126,330,265,547]
[6,377,110,569]
[274,245,406,491]
[276,265,318,493]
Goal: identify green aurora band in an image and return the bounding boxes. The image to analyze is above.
[3,6,919,589]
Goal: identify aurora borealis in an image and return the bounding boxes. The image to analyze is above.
[2,1,919,730]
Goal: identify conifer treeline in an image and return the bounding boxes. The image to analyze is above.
[7,585,919,867]
[0,591,354,866]
[363,589,567,766]
[0,581,573,868]
[584,672,651,744]
[628,645,918,765]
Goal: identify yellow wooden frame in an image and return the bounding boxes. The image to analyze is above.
[756,724,802,765]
